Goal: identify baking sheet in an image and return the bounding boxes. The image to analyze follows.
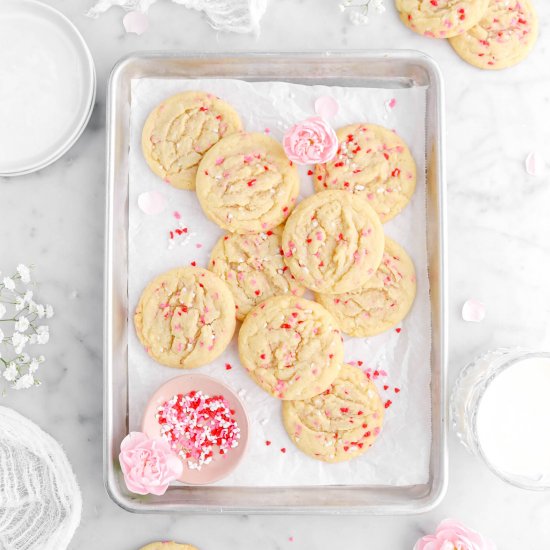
[128,77,431,487]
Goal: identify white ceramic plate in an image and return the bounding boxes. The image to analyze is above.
[0,0,96,176]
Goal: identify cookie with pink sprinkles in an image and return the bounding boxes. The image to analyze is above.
[282,363,385,462]
[313,124,417,223]
[142,91,242,190]
[209,225,306,321]
[195,132,300,234]
[134,267,236,369]
[238,296,344,400]
[396,0,490,39]
[282,190,385,295]
[449,0,538,70]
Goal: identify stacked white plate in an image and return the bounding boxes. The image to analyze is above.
[0,0,96,176]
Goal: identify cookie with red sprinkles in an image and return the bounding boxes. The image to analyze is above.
[282,190,385,294]
[195,132,300,234]
[141,91,242,190]
[282,364,385,462]
[238,296,344,400]
[449,0,538,70]
[140,543,199,550]
[315,237,417,337]
[313,124,416,223]
[134,267,235,369]
[395,0,490,39]
[209,225,306,321]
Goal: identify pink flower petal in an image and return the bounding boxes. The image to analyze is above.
[525,151,545,177]
[123,11,149,35]
[462,299,486,323]
[314,96,339,119]
[138,190,166,215]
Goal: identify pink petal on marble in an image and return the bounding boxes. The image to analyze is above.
[123,11,149,35]
[462,299,486,323]
[525,151,545,177]
[314,96,339,119]
[138,190,166,215]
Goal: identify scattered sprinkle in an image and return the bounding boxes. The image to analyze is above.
[385,98,397,111]
[280,447,287,453]
[225,363,232,370]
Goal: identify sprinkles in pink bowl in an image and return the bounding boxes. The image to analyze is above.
[156,390,240,471]
[283,116,338,165]
[142,374,249,484]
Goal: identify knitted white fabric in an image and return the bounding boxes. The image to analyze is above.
[0,407,82,550]
[87,0,268,34]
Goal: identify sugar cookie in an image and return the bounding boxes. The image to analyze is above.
[195,132,300,233]
[315,237,416,337]
[139,543,198,550]
[142,91,242,190]
[134,267,236,369]
[282,190,385,294]
[396,0,490,38]
[209,226,306,321]
[238,296,344,400]
[313,124,416,223]
[282,364,384,462]
[449,0,538,69]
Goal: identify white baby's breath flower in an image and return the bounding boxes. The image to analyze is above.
[17,264,31,284]
[29,357,41,373]
[2,277,15,291]
[15,316,30,333]
[350,10,369,24]
[15,296,26,311]
[0,303,5,319]
[38,355,45,363]
[371,0,385,13]
[12,332,29,354]
[29,334,38,345]
[0,328,4,342]
[13,373,35,390]
[3,362,18,382]
[45,305,54,319]
[17,352,31,364]
[36,304,46,319]
[24,290,33,303]
[36,325,49,345]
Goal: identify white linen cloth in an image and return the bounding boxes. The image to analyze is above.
[0,407,81,550]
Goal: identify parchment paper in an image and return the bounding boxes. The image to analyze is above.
[128,78,431,486]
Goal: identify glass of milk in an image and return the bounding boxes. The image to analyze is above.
[451,348,550,490]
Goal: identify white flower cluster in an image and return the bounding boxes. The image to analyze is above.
[339,0,385,25]
[0,265,54,393]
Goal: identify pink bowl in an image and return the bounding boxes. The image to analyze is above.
[142,373,249,485]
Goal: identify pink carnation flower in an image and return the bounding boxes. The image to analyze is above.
[283,116,338,165]
[119,432,183,495]
[414,519,496,550]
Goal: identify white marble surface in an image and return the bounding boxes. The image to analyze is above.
[2,0,550,548]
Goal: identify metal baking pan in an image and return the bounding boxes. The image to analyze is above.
[104,51,447,514]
